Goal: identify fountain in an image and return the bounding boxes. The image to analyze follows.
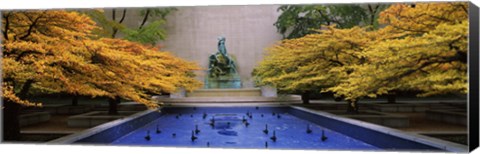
[270,131,277,142]
[154,38,302,104]
[195,125,201,134]
[263,124,269,134]
[209,117,216,128]
[191,131,198,142]
[306,124,312,134]
[321,129,328,141]
[144,131,151,141]
[244,121,250,127]
[50,106,466,152]
[202,112,207,119]
[156,125,161,134]
[205,36,242,89]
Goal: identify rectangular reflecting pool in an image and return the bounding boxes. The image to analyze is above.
[51,105,467,152]
[112,107,377,150]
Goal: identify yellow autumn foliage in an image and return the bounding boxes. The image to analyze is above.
[2,10,202,108]
[253,24,396,93]
[254,2,468,102]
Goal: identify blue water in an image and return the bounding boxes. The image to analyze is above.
[111,109,379,150]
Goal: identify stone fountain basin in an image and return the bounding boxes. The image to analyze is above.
[48,104,467,152]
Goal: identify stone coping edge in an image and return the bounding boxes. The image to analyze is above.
[19,111,50,117]
[68,111,138,119]
[289,106,468,152]
[47,109,158,144]
[163,103,291,107]
[426,109,467,116]
[321,110,408,118]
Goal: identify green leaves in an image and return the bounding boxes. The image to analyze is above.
[274,4,388,39]
[122,20,167,45]
[83,7,176,45]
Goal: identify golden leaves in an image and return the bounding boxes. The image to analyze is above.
[379,2,468,35]
[254,2,468,101]
[2,83,41,107]
[2,10,202,108]
[254,25,376,92]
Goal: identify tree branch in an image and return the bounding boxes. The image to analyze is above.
[2,12,11,40]
[388,55,464,84]
[317,9,331,26]
[111,9,127,38]
[367,4,380,27]
[15,50,43,61]
[454,3,468,14]
[119,9,127,24]
[18,79,34,98]
[19,13,44,40]
[112,9,116,21]
[111,9,117,38]
[139,9,151,29]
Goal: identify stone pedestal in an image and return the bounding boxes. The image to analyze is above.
[261,85,277,97]
[170,88,186,98]
[205,75,242,89]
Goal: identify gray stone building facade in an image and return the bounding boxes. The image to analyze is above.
[160,5,283,88]
[107,5,283,88]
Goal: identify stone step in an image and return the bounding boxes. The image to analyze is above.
[155,95,301,103]
[21,130,77,135]
[186,88,262,97]
[19,112,51,127]
[425,109,467,126]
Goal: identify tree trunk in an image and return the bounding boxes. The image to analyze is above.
[301,91,311,104]
[334,96,342,102]
[387,92,396,104]
[3,100,21,141]
[71,95,78,106]
[346,100,359,114]
[108,96,121,115]
[139,9,151,29]
[111,9,127,38]
[4,80,33,141]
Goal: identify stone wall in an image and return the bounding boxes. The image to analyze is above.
[159,5,283,88]
[104,5,283,88]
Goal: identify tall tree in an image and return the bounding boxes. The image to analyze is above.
[253,25,396,105]
[327,2,468,104]
[2,10,101,140]
[255,2,467,112]
[2,10,201,140]
[83,7,178,111]
[83,38,202,114]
